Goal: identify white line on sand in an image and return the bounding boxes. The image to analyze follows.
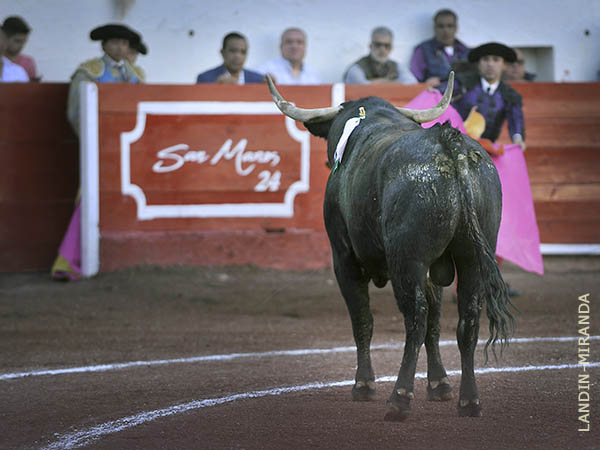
[3,335,598,381]
[41,361,600,450]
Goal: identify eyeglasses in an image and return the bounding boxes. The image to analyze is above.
[435,23,456,29]
[372,41,391,49]
[514,59,525,65]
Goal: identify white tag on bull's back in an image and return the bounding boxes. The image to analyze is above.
[333,117,361,164]
[333,107,366,170]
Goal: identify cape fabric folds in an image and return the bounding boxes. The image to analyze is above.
[51,201,82,280]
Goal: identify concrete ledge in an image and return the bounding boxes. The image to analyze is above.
[503,255,600,274]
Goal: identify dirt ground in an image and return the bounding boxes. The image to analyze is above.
[0,256,598,450]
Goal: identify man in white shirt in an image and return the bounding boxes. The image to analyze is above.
[257,28,321,85]
[0,26,28,82]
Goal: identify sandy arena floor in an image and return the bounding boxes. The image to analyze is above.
[0,256,598,449]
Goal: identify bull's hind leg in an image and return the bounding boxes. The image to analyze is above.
[385,262,429,421]
[424,280,453,401]
[454,262,483,417]
[332,251,376,401]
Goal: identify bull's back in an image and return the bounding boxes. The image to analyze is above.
[327,125,465,276]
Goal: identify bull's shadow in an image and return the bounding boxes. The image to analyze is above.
[266,73,514,421]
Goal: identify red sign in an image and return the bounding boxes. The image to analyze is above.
[121,101,311,219]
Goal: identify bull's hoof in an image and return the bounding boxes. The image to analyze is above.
[458,399,482,417]
[427,378,453,402]
[352,380,376,401]
[383,389,413,422]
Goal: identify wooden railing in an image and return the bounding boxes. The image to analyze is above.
[0,84,78,271]
[498,82,600,244]
[1,82,598,271]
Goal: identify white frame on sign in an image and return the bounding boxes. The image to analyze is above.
[120,101,310,220]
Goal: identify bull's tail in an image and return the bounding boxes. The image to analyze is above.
[440,125,515,362]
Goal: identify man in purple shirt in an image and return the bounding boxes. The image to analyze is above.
[453,42,526,149]
[410,9,469,90]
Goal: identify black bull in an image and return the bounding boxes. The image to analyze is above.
[266,74,515,421]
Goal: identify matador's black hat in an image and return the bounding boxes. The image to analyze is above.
[131,39,148,55]
[90,23,140,45]
[468,42,517,63]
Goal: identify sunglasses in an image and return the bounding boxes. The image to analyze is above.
[372,41,391,49]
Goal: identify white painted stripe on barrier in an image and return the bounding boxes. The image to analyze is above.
[540,243,600,255]
[41,361,600,450]
[80,82,100,278]
[2,335,598,381]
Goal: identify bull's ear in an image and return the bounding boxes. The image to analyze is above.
[304,120,332,139]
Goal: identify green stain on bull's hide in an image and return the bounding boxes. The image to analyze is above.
[434,153,454,178]
[469,149,483,163]
[402,149,477,184]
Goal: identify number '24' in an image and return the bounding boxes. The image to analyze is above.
[254,170,281,192]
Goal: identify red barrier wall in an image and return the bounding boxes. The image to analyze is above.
[0,83,78,272]
[2,82,599,272]
[96,83,333,270]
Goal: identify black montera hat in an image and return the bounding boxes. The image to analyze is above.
[468,42,517,63]
[132,39,148,55]
[90,23,140,44]
[126,27,148,55]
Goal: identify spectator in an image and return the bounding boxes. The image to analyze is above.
[53,23,143,281]
[503,48,537,82]
[343,26,416,84]
[66,23,143,137]
[127,34,148,82]
[453,42,526,149]
[1,15,39,81]
[257,27,321,85]
[0,23,28,82]
[196,32,263,84]
[410,9,469,89]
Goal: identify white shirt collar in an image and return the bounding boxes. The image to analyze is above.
[281,57,305,77]
[444,46,454,56]
[104,54,124,67]
[481,77,500,95]
[227,69,245,85]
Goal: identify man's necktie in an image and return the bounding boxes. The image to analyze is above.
[117,64,128,81]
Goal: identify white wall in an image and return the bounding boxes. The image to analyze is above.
[2,0,600,84]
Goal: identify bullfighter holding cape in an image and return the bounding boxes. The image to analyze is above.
[404,75,543,275]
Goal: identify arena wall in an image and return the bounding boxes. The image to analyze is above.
[1,82,599,272]
[3,0,600,84]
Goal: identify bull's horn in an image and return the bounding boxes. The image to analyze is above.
[395,71,455,123]
[266,74,342,123]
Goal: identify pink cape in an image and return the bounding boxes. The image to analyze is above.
[404,90,544,275]
[54,201,82,280]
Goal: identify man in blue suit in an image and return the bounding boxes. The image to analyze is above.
[197,32,264,84]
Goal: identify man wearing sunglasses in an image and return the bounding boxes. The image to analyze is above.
[343,26,416,84]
